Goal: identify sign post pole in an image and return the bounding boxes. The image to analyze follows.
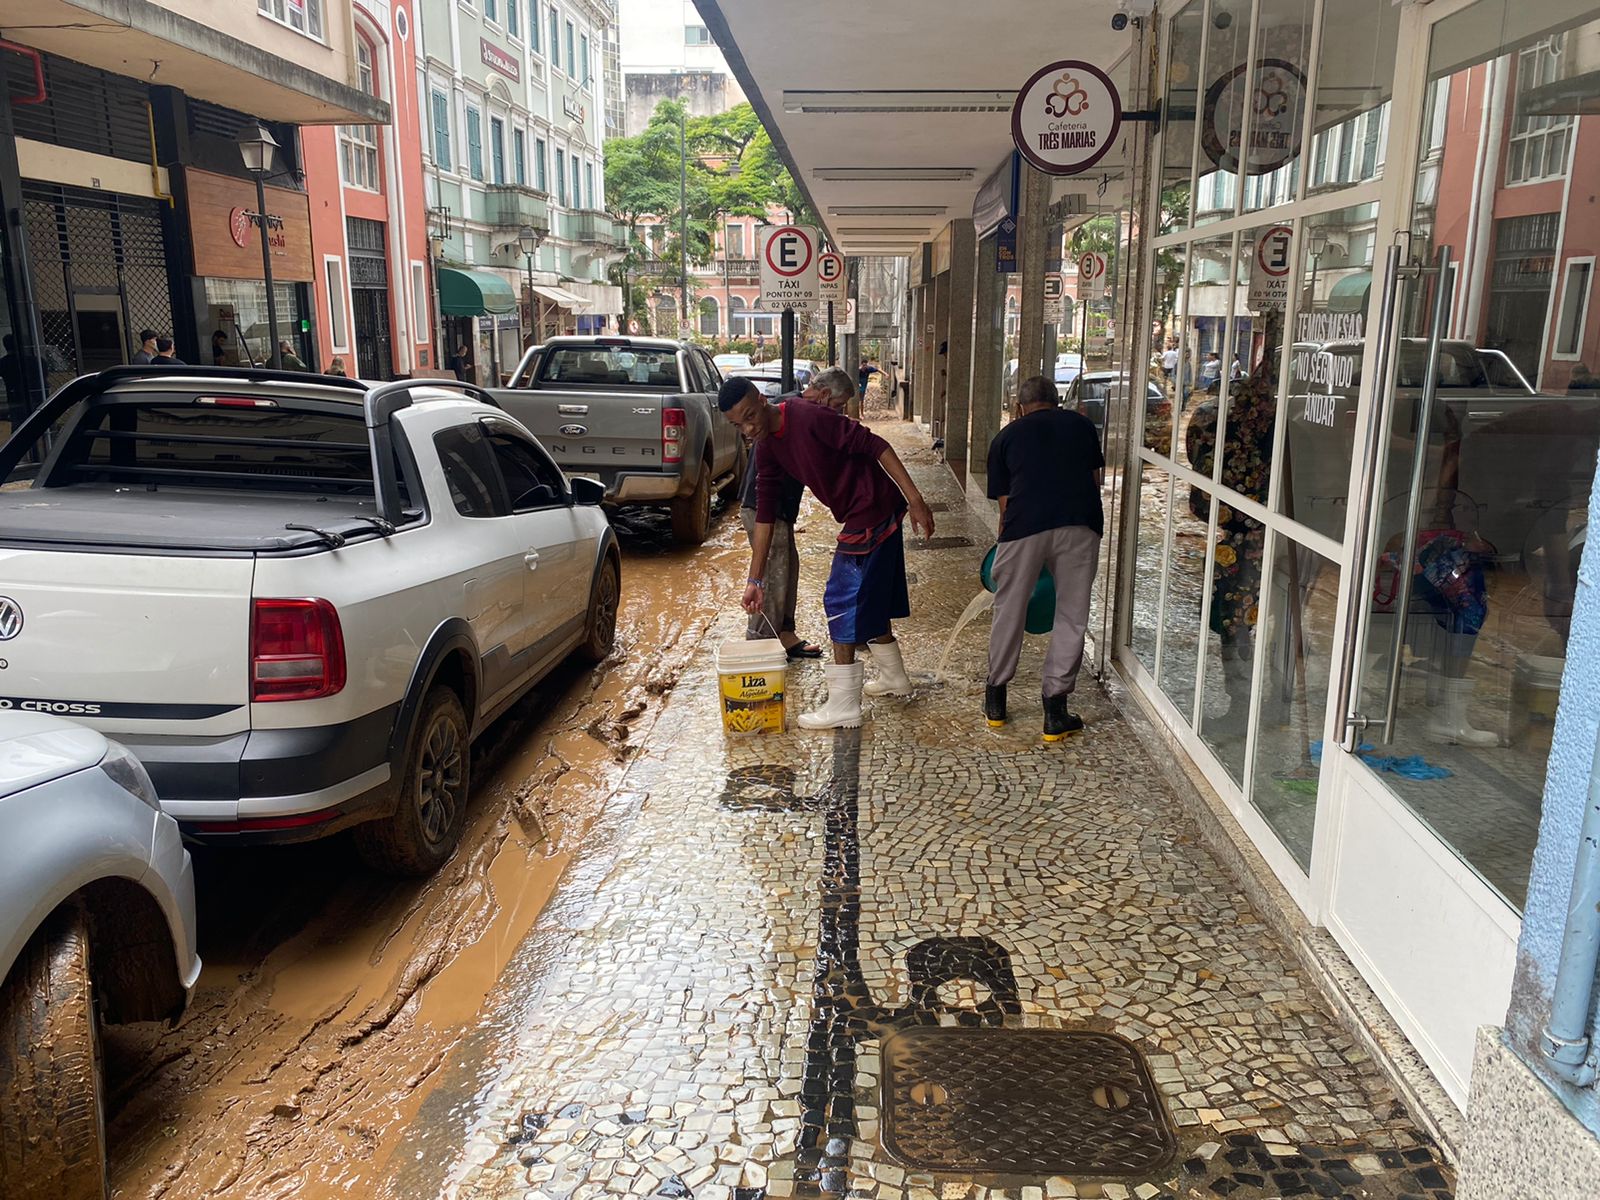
[781,308,795,393]
[827,300,836,366]
[253,172,282,370]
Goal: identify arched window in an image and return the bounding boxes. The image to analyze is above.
[699,296,720,337]
[339,39,381,190]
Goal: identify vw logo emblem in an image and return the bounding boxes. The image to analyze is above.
[0,597,21,641]
[558,424,588,436]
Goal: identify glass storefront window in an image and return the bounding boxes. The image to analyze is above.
[1132,467,1170,673]
[1279,202,1380,542]
[1347,1,1600,911]
[1177,234,1237,473]
[1243,0,1316,211]
[1193,0,1252,226]
[1159,484,1212,720]
[1305,0,1400,198]
[200,279,311,370]
[1198,507,1266,784]
[1152,245,1187,459]
[1161,1,1206,236]
[1249,537,1340,870]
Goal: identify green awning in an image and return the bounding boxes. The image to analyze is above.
[1327,271,1372,314]
[438,267,517,316]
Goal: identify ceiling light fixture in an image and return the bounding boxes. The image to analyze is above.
[782,90,1016,115]
[813,167,976,182]
[827,205,948,217]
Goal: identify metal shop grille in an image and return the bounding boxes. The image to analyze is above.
[22,183,174,391]
[880,1027,1177,1177]
[5,53,152,164]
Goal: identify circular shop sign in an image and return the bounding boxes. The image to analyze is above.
[1202,58,1308,176]
[1011,59,1122,176]
[229,206,252,249]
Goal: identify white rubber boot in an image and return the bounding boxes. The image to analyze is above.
[798,662,865,731]
[863,640,914,697]
[1425,677,1498,747]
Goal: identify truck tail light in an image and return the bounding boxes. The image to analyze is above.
[251,599,347,702]
[663,408,687,464]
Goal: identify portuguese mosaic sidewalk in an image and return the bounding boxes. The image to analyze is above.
[441,422,1454,1200]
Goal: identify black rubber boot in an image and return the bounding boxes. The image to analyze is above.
[1042,693,1084,742]
[984,684,1007,728]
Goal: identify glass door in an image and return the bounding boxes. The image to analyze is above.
[1325,0,1600,1106]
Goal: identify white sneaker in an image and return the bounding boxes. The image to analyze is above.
[798,662,865,731]
[863,641,914,697]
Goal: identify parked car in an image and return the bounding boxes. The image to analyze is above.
[501,336,744,544]
[713,352,753,373]
[0,711,199,1200]
[0,366,620,875]
[1065,370,1171,451]
[1054,352,1085,388]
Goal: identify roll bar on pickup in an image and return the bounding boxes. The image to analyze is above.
[0,368,503,524]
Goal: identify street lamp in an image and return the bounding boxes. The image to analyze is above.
[238,124,283,370]
[518,224,543,347]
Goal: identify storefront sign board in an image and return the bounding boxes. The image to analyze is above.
[1011,60,1122,176]
[185,167,313,283]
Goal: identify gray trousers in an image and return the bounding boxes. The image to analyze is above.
[741,508,799,640]
[987,524,1101,696]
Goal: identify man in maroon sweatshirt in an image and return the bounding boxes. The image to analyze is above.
[719,376,935,730]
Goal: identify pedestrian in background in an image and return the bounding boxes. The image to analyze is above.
[326,356,348,377]
[132,329,159,365]
[151,337,185,366]
[211,330,230,366]
[984,375,1103,741]
[449,341,473,381]
[1160,341,1178,388]
[278,340,308,371]
[806,367,855,417]
[720,375,936,730]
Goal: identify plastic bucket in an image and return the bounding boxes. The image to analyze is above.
[716,638,789,735]
[980,544,1057,636]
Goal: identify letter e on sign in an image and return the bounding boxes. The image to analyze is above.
[759,224,820,307]
[1248,224,1293,312]
[818,251,847,302]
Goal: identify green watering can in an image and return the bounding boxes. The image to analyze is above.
[980,544,1057,636]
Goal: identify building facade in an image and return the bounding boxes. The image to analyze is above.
[302,0,434,379]
[617,0,744,137]
[0,0,384,425]
[415,0,623,387]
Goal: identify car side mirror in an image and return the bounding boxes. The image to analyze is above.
[570,476,605,506]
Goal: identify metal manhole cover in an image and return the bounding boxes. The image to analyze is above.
[919,536,975,550]
[879,1027,1176,1177]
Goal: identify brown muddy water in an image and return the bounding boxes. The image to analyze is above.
[101,506,746,1200]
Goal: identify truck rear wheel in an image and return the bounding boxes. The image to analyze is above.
[356,686,472,876]
[0,906,109,1200]
[670,461,712,545]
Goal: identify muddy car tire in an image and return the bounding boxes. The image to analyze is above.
[671,461,712,545]
[579,556,620,664]
[356,686,472,877]
[0,907,109,1200]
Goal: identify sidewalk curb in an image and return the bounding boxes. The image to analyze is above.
[1098,660,1467,1164]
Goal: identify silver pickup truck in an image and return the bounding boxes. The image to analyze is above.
[494,336,745,544]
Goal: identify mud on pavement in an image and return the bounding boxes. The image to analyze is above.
[101,508,746,1200]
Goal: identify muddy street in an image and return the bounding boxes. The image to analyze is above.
[100,502,748,1200]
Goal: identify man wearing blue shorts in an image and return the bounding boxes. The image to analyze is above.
[719,376,936,730]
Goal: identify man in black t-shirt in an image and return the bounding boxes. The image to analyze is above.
[985,375,1104,740]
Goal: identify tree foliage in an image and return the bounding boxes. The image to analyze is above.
[604,99,815,321]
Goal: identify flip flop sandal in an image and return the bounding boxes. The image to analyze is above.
[786,641,825,660]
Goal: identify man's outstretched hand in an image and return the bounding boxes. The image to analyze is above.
[908,496,936,541]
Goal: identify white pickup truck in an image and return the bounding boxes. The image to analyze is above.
[0,366,620,875]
